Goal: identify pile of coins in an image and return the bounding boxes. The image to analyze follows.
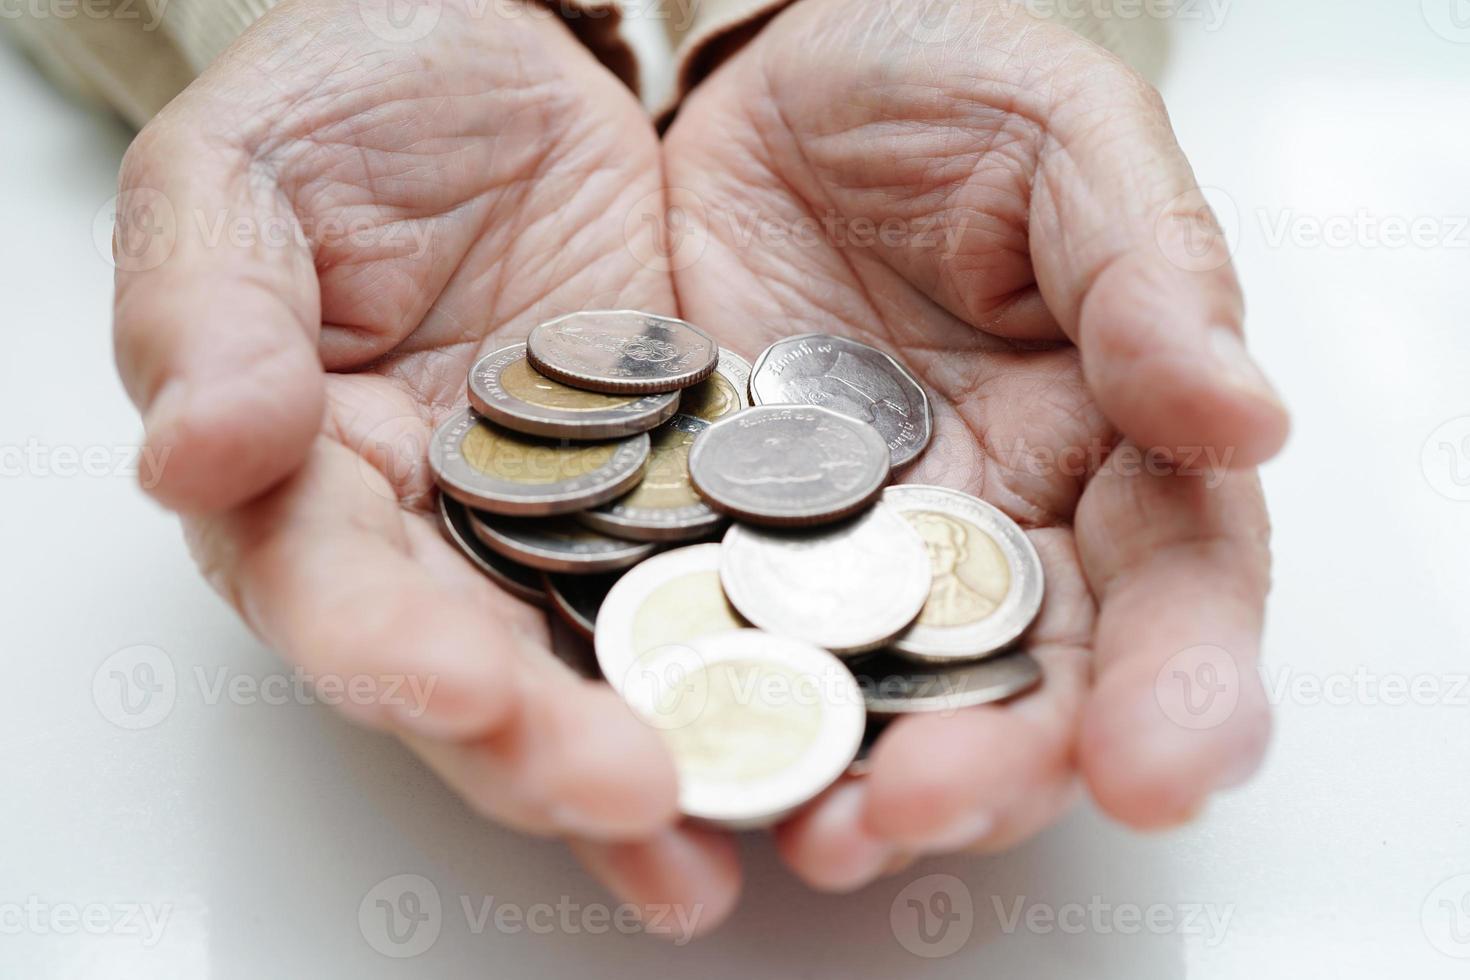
[430,312,1046,830]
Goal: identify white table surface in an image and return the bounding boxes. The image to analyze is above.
[4,2,1470,976]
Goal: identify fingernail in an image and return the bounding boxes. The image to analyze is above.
[1207,326,1283,407]
[142,379,188,444]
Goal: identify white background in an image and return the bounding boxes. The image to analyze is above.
[4,1,1470,976]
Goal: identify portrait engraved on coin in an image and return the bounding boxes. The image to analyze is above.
[750,334,932,467]
[884,485,1045,662]
[904,510,1012,627]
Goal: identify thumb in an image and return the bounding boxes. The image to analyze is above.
[1027,39,1288,468]
[112,107,324,514]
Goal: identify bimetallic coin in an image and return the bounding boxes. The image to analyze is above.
[468,343,678,439]
[468,510,654,574]
[594,544,748,693]
[579,415,725,542]
[680,348,752,422]
[429,408,648,516]
[544,570,625,641]
[719,504,932,656]
[618,629,865,829]
[885,485,1045,662]
[852,649,1043,716]
[688,405,891,526]
[526,310,719,394]
[750,334,932,468]
[435,494,546,607]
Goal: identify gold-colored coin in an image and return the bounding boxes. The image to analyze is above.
[430,408,649,516]
[468,343,678,439]
[579,415,725,542]
[681,349,751,422]
[904,510,1012,628]
[460,423,616,486]
[885,485,1045,662]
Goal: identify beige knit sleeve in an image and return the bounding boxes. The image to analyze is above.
[656,0,1169,118]
[2,0,641,129]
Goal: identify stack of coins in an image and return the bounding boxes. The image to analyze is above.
[431,312,1046,829]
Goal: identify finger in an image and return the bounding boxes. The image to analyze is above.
[114,107,324,515]
[186,433,523,741]
[774,780,913,893]
[570,827,742,941]
[402,676,680,841]
[1022,30,1289,466]
[1074,451,1273,828]
[774,531,1092,893]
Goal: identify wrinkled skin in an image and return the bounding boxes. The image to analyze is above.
[112,0,1288,935]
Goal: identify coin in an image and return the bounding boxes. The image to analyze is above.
[884,485,1045,662]
[594,543,748,693]
[750,334,932,468]
[434,494,547,607]
[526,310,719,394]
[468,510,655,574]
[617,629,865,829]
[719,503,932,655]
[688,405,892,526]
[680,348,751,422]
[579,415,725,542]
[429,408,649,515]
[468,343,679,439]
[852,648,1043,716]
[544,570,624,640]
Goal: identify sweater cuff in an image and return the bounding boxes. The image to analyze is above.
[656,0,1168,121]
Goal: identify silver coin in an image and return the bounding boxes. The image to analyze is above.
[750,334,932,468]
[526,310,719,394]
[680,348,752,422]
[435,494,547,607]
[429,408,649,516]
[594,543,748,693]
[616,629,865,830]
[852,648,1043,716]
[544,570,625,641]
[885,485,1045,662]
[468,509,655,574]
[719,503,932,656]
[468,343,679,439]
[688,405,892,526]
[578,415,726,542]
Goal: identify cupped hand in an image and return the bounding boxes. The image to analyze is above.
[113,0,740,933]
[660,0,1288,893]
